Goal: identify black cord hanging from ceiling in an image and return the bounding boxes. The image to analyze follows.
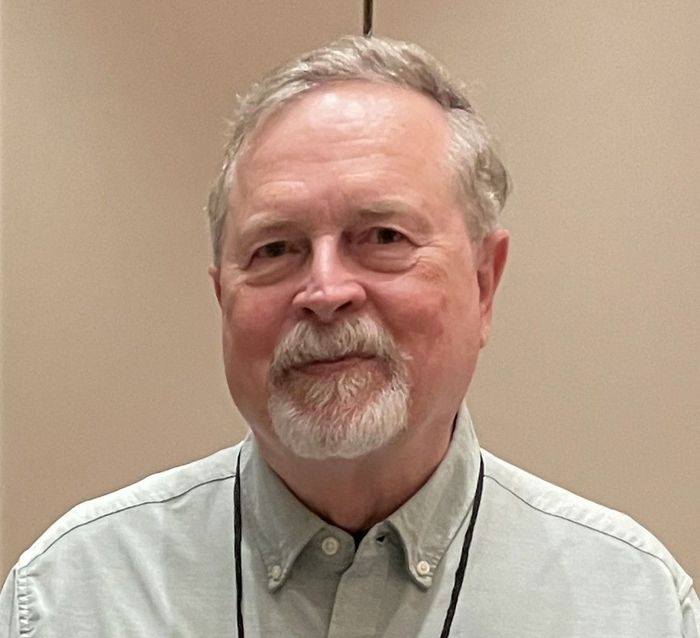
[363,0,374,36]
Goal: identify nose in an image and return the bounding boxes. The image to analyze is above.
[292,236,367,323]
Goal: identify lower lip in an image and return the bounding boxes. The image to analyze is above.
[294,356,373,375]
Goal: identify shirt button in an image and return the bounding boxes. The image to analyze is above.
[270,564,282,580]
[416,560,431,576]
[321,536,340,556]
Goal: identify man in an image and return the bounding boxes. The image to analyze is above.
[1,36,698,637]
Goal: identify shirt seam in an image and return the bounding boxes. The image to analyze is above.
[679,580,696,604]
[484,473,679,583]
[20,473,236,571]
[17,569,29,636]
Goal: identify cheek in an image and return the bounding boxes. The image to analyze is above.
[220,289,291,424]
[222,288,288,364]
[412,254,452,286]
[375,281,449,363]
[374,269,482,362]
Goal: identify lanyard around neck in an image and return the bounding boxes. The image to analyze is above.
[233,450,485,638]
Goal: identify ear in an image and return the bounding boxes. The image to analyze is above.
[476,229,509,348]
[208,264,223,307]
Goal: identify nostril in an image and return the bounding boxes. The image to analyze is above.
[293,277,367,323]
[301,299,354,320]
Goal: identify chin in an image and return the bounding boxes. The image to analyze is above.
[267,374,409,460]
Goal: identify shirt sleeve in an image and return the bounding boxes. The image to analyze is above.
[682,586,700,638]
[0,567,21,637]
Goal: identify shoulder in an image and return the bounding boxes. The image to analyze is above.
[3,444,245,635]
[481,449,695,599]
[16,443,242,571]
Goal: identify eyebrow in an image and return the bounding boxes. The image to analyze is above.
[355,199,433,232]
[235,198,432,247]
[235,216,300,248]
[356,198,418,215]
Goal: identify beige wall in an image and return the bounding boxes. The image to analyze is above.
[1,1,697,581]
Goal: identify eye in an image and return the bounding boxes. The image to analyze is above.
[367,227,407,244]
[252,240,293,259]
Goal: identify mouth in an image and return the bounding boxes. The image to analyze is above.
[291,354,376,375]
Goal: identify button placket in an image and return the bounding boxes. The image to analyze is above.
[327,532,388,638]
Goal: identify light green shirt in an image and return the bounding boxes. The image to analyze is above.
[2,406,698,636]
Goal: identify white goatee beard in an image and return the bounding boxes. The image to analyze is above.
[267,317,410,460]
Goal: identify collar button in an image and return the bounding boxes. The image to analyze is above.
[269,564,282,580]
[321,536,340,556]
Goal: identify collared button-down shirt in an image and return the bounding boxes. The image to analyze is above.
[1,406,698,636]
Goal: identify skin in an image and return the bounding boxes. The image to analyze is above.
[209,81,508,531]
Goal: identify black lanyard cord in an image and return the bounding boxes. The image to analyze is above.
[234,450,245,637]
[233,450,485,638]
[439,454,484,637]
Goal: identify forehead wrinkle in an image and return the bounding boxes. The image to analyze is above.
[356,197,418,214]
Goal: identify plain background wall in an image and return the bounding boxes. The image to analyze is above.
[1,1,697,581]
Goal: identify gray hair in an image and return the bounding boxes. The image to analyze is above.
[206,36,509,265]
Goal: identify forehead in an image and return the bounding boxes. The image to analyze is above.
[228,81,457,225]
[242,81,449,168]
[247,80,447,146]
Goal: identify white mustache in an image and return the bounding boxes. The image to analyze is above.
[269,317,404,378]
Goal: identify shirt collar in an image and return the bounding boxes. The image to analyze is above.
[386,402,481,588]
[240,434,328,591]
[240,400,481,591]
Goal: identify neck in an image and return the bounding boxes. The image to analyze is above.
[258,416,455,532]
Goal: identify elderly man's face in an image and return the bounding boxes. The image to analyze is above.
[210,81,507,459]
